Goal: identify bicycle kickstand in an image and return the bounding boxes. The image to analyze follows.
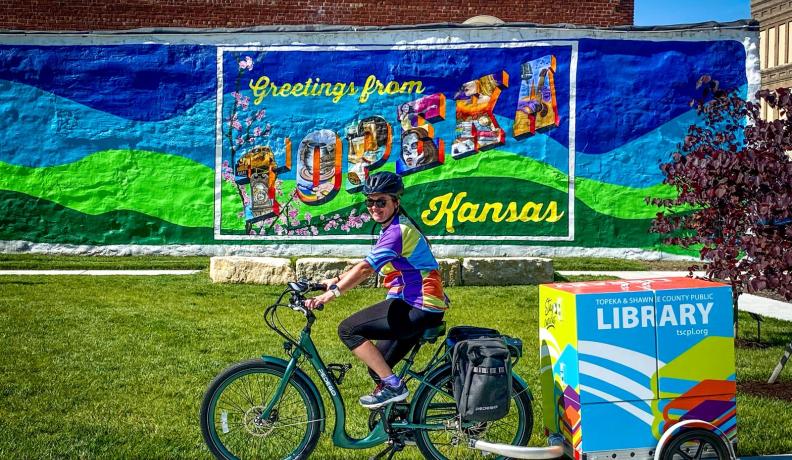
[369,440,404,460]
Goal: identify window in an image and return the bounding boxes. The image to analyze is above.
[760,29,767,70]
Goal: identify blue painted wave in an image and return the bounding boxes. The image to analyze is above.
[0,39,747,153]
[0,44,216,122]
[0,79,215,168]
[0,39,748,163]
[574,38,748,154]
[575,109,700,187]
[1,76,716,189]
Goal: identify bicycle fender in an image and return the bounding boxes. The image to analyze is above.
[511,372,534,402]
[259,355,327,433]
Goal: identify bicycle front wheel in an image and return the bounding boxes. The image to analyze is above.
[411,364,534,460]
[200,359,321,460]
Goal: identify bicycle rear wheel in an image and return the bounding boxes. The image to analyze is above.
[411,364,533,460]
[200,359,321,460]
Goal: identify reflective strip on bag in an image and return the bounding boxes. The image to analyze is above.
[472,366,507,374]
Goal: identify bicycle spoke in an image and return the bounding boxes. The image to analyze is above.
[674,446,695,460]
[217,395,248,416]
[694,443,706,460]
[223,385,254,411]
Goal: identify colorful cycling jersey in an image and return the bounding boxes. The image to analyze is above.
[364,214,448,313]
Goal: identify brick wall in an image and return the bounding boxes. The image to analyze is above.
[0,0,634,30]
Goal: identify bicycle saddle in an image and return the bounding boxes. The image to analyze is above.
[420,321,446,343]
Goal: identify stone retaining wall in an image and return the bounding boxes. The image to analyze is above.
[209,256,295,285]
[210,256,552,286]
[461,257,554,286]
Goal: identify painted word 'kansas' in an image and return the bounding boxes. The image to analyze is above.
[596,302,714,330]
[421,192,565,233]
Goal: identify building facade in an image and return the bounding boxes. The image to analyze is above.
[0,0,634,30]
[752,0,792,119]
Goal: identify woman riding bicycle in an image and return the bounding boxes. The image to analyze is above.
[305,171,449,409]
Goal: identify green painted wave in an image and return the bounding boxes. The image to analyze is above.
[0,150,214,228]
[221,149,675,231]
[221,177,663,249]
[410,149,678,220]
[0,190,213,245]
[2,182,661,249]
[0,148,673,234]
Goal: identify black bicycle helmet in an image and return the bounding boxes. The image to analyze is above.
[363,171,404,197]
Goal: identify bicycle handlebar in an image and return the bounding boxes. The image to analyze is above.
[264,279,329,347]
[283,279,328,314]
[287,280,327,294]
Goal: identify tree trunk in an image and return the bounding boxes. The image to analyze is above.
[768,340,792,384]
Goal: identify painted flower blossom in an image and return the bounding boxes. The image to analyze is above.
[230,113,242,131]
[239,56,254,71]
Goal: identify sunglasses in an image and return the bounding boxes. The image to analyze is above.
[365,198,391,209]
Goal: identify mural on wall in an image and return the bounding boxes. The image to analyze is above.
[218,44,574,241]
[0,29,754,255]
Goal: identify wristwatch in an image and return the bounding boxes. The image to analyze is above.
[329,284,342,298]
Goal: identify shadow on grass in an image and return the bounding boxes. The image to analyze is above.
[0,280,45,285]
[552,273,620,282]
[738,321,792,348]
[739,381,792,402]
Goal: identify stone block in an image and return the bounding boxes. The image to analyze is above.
[437,258,462,287]
[461,257,553,286]
[296,258,377,288]
[209,256,294,285]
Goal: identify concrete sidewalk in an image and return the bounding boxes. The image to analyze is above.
[558,271,792,322]
[0,269,201,276]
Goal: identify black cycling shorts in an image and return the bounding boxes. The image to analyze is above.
[338,298,444,378]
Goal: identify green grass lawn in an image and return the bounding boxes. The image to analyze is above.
[0,254,210,270]
[1,273,790,458]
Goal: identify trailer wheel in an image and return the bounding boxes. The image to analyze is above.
[660,429,729,460]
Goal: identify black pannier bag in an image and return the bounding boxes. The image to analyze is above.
[445,326,501,348]
[451,335,512,422]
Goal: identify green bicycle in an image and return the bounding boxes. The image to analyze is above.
[199,279,540,460]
